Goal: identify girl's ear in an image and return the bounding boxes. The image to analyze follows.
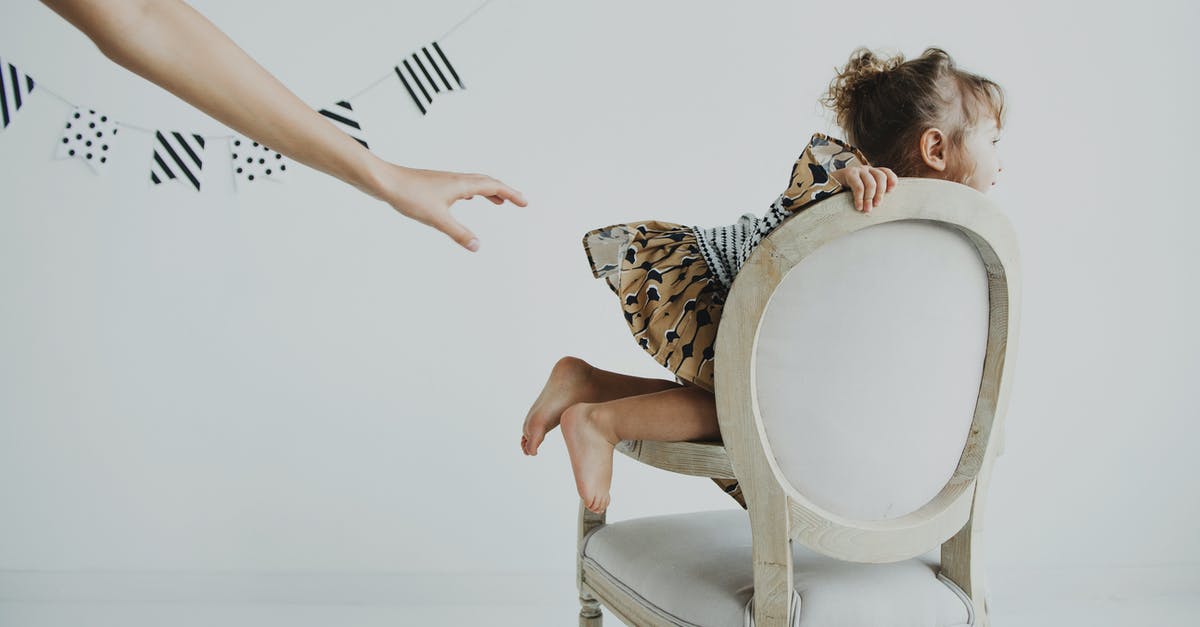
[920,128,948,172]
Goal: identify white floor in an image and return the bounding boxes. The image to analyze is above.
[0,567,1196,626]
[2,599,1199,627]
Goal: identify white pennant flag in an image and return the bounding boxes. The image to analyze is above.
[229,134,288,186]
[56,106,119,172]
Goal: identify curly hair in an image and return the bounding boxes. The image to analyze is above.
[822,47,1005,182]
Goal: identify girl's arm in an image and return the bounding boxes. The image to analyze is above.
[40,0,526,251]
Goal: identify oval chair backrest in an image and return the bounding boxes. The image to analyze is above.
[754,220,988,522]
[715,178,1020,564]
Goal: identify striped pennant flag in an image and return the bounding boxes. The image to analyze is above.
[394,42,464,115]
[0,55,36,131]
[229,133,287,186]
[318,100,369,149]
[150,131,207,191]
[56,106,119,173]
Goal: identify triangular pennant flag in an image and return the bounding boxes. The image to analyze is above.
[318,100,369,149]
[229,134,287,186]
[0,55,36,131]
[56,107,119,172]
[150,131,207,191]
[394,42,464,115]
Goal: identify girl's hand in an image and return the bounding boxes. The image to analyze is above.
[367,162,528,252]
[830,165,898,213]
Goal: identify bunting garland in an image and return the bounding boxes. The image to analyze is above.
[0,0,493,193]
[1,55,36,130]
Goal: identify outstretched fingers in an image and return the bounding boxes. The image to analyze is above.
[432,174,528,251]
[430,213,480,252]
[460,174,527,207]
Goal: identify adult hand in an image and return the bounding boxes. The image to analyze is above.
[368,164,528,252]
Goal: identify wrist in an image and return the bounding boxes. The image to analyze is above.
[353,153,403,201]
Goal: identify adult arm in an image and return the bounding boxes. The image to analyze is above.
[40,0,526,251]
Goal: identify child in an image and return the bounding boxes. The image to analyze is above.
[522,47,1006,514]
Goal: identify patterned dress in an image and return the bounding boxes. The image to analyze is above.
[583,133,868,393]
[584,133,868,509]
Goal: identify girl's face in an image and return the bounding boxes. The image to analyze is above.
[959,117,1003,193]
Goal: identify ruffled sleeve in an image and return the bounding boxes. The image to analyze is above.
[778,133,870,212]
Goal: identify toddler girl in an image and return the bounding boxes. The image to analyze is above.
[523,47,1006,514]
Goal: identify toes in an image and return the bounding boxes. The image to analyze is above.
[583,493,610,514]
[521,426,548,456]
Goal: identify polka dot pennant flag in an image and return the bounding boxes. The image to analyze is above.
[229,133,288,186]
[0,55,36,132]
[150,130,207,191]
[55,106,119,172]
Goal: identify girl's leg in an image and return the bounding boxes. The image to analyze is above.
[522,356,681,455]
[560,385,719,513]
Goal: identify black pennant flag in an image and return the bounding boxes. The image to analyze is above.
[318,100,369,149]
[0,56,36,131]
[394,42,464,115]
[151,131,207,191]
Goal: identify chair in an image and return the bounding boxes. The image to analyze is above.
[576,178,1020,626]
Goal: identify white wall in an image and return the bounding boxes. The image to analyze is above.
[1,0,1197,580]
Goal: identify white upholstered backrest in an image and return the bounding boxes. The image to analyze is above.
[754,221,989,521]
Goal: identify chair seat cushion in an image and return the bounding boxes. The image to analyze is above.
[580,510,972,627]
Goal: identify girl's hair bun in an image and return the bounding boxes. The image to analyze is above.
[822,48,905,129]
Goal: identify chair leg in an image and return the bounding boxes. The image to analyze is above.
[578,503,606,626]
[579,592,603,626]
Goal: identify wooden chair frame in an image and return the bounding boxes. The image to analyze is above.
[578,179,1020,627]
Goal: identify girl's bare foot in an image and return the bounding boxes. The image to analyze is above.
[521,357,595,456]
[560,403,618,514]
